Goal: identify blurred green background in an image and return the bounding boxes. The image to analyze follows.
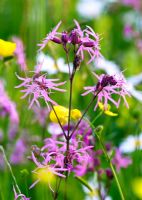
[0,0,142,199]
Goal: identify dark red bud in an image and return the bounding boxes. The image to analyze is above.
[61,31,69,44]
[83,41,94,47]
[51,37,62,44]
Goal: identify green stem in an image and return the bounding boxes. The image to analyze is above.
[88,123,125,200]
[0,145,24,200]
[97,136,125,200]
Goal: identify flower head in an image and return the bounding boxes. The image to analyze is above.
[0,81,19,140]
[38,20,101,63]
[49,105,82,125]
[119,133,142,153]
[112,149,132,171]
[98,102,118,116]
[0,39,16,57]
[12,37,27,71]
[132,177,142,199]
[82,72,130,110]
[38,21,62,51]
[15,70,66,109]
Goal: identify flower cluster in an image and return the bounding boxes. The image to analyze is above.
[38,20,101,63]
[82,72,130,110]
[15,69,66,109]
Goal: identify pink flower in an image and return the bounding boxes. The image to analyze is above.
[13,37,27,71]
[112,149,132,171]
[38,20,101,63]
[30,151,67,189]
[38,21,62,51]
[122,0,141,10]
[10,138,27,165]
[0,81,19,139]
[76,24,101,63]
[15,70,66,109]
[82,72,130,110]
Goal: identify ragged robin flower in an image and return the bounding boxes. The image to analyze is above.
[38,20,101,63]
[82,72,130,110]
[15,65,66,109]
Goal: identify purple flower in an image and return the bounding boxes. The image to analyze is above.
[32,105,49,126]
[0,81,19,139]
[112,149,132,171]
[38,21,62,51]
[38,20,101,63]
[30,151,67,189]
[82,72,130,110]
[122,0,141,10]
[13,186,30,200]
[15,70,66,109]
[12,37,27,71]
[10,138,27,165]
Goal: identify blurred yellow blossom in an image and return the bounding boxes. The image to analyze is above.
[36,168,55,184]
[98,102,118,117]
[0,39,16,57]
[50,105,82,125]
[132,177,142,199]
[71,109,82,120]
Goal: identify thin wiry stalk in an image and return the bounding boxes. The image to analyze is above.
[0,145,24,200]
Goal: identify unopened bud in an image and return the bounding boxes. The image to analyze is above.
[95,125,104,134]
[51,37,62,44]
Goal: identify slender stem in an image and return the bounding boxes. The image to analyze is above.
[67,77,73,142]
[99,139,125,200]
[48,102,67,140]
[89,124,125,200]
[64,48,71,77]
[0,146,24,199]
[69,90,101,139]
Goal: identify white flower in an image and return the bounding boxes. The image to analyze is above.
[83,173,112,200]
[77,0,117,19]
[36,52,72,74]
[119,133,142,153]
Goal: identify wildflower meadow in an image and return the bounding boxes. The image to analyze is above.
[0,0,142,200]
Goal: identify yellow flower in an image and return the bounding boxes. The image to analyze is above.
[98,102,118,117]
[49,105,82,125]
[49,105,69,125]
[132,177,142,199]
[35,168,55,184]
[71,109,82,120]
[0,39,16,57]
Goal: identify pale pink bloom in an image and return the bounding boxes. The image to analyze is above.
[112,149,132,171]
[30,152,67,189]
[82,72,130,110]
[10,138,27,165]
[122,0,141,10]
[38,21,62,51]
[15,71,66,109]
[0,81,19,139]
[13,37,27,71]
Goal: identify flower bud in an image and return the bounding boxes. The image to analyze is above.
[61,31,69,44]
[51,37,62,44]
[70,30,81,44]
